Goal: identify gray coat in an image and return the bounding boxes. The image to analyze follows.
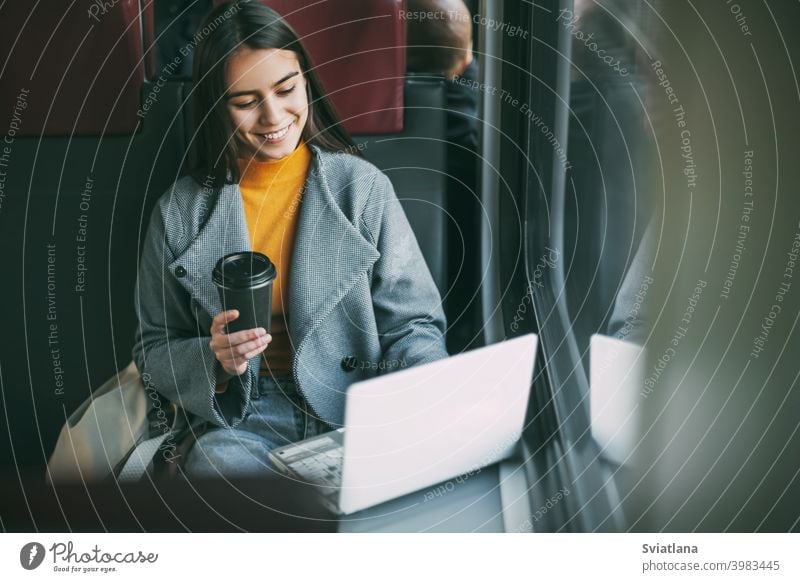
[133,145,448,429]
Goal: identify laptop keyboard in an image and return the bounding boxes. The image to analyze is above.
[288,447,343,488]
[272,434,344,490]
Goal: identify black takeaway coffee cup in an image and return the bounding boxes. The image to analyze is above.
[212,251,277,334]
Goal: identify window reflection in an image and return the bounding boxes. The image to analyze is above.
[563,0,656,375]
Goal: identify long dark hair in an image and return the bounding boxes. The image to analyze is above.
[190,1,359,184]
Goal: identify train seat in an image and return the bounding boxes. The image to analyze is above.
[0,0,186,469]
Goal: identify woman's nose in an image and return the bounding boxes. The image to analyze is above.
[257,98,280,126]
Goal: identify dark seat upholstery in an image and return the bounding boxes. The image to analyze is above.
[355,77,448,296]
[0,1,186,469]
[0,0,145,136]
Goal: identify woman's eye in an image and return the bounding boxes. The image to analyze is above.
[277,86,295,95]
[233,100,257,109]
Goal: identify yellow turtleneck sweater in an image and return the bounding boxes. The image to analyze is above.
[236,142,311,376]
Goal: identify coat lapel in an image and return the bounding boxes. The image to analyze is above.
[168,182,252,319]
[169,147,379,352]
[288,148,380,351]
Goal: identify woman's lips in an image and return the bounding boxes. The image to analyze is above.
[256,121,293,144]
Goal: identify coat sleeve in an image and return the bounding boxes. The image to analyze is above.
[363,172,450,369]
[131,197,255,428]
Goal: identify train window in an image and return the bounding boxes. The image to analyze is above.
[562,0,655,374]
[477,0,661,530]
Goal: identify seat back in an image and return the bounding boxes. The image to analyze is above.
[0,0,145,136]
[0,2,188,469]
[355,78,448,295]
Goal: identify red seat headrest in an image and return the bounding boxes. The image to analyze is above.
[0,0,147,137]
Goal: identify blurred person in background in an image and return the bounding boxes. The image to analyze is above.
[406,0,481,352]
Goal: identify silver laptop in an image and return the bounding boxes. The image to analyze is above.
[268,334,538,515]
[589,333,646,466]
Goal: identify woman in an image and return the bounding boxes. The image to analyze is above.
[133,1,448,478]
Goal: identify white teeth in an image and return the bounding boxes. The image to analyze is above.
[262,123,291,141]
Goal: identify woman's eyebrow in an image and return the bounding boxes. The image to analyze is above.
[273,71,300,86]
[226,71,300,98]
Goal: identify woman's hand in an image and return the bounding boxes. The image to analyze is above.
[209,310,271,376]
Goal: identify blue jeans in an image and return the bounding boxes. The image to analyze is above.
[184,375,331,478]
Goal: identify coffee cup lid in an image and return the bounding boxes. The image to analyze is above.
[212,252,276,288]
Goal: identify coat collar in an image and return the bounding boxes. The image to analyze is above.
[169,145,380,351]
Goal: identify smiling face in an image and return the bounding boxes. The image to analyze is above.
[225,47,309,161]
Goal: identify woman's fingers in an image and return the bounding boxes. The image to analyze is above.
[225,327,268,346]
[211,310,239,335]
[217,333,270,359]
[220,346,265,373]
[210,311,270,375]
[212,334,271,376]
[241,342,269,360]
[212,309,238,326]
[211,329,269,353]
